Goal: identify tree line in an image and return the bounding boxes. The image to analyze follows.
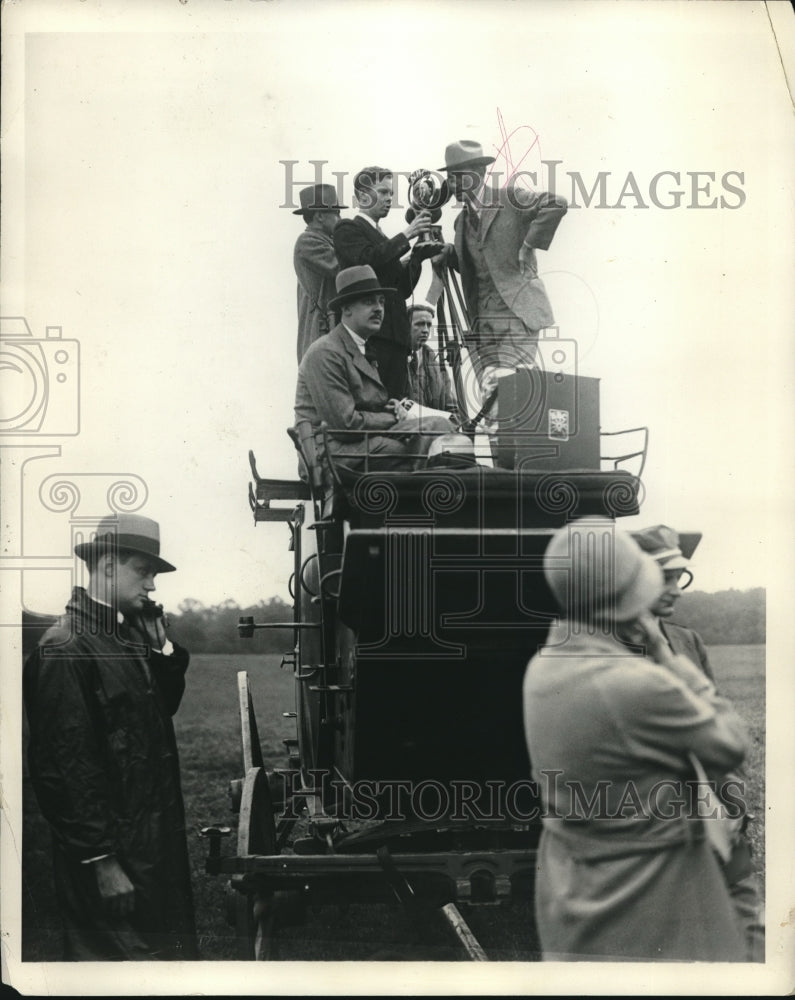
[167,588,765,654]
[168,597,296,654]
[676,587,765,646]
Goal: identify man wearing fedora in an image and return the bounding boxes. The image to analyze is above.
[293,183,346,363]
[524,518,749,961]
[633,524,764,962]
[333,165,436,400]
[439,139,568,391]
[23,514,197,960]
[295,265,452,474]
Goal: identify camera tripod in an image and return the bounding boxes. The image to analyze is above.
[428,263,499,436]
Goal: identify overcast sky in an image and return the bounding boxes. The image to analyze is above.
[3,0,793,619]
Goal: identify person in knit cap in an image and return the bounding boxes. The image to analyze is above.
[524,517,749,961]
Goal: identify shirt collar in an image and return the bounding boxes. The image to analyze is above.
[84,590,124,623]
[342,323,367,354]
[358,212,380,231]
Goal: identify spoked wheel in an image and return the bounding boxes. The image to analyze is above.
[233,765,278,960]
[233,672,281,960]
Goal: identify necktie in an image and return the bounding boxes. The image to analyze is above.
[364,341,379,371]
[466,202,480,234]
[409,354,419,376]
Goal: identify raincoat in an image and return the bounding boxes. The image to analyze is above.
[24,588,197,960]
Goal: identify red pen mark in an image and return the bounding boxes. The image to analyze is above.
[487,108,543,192]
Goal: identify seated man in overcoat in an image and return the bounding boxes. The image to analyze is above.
[295,266,452,475]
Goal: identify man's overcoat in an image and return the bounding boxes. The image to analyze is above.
[294,322,406,471]
[334,216,422,398]
[293,228,339,363]
[24,588,197,960]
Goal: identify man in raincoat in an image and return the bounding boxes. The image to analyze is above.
[24,513,197,960]
[293,182,346,362]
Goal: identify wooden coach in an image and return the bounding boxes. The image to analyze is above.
[202,367,648,960]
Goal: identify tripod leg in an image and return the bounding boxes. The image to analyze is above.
[436,288,468,424]
[449,270,470,331]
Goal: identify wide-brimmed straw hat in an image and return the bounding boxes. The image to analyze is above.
[544,518,664,622]
[328,265,395,311]
[439,140,496,173]
[74,513,176,573]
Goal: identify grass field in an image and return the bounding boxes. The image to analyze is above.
[21,645,765,962]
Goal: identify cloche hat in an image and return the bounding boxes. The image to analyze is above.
[544,518,664,623]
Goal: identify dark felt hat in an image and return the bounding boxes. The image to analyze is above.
[293,183,347,216]
[328,265,395,311]
[74,513,176,573]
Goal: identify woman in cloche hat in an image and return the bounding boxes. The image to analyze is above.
[523,518,749,962]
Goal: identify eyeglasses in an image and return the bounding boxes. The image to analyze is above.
[663,568,693,591]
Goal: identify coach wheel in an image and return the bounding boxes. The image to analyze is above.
[234,766,278,960]
[237,671,264,773]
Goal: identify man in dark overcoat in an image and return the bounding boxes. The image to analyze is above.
[24,513,197,960]
[293,183,346,363]
[333,165,434,399]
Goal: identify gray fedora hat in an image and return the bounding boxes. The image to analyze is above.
[293,183,347,216]
[544,518,664,622]
[74,513,176,573]
[439,139,496,173]
[328,265,395,311]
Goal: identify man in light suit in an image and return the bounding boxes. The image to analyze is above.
[293,183,346,363]
[295,266,452,475]
[438,139,568,389]
[633,524,764,962]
